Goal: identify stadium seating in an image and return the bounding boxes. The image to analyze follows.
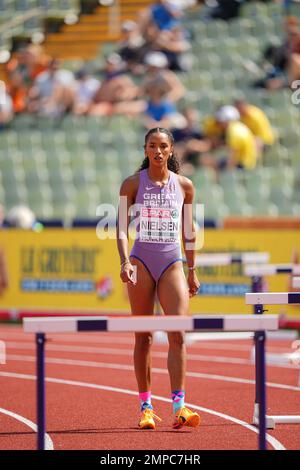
[1,1,300,221]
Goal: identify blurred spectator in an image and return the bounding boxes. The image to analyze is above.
[89,53,141,116]
[117,20,150,75]
[200,106,258,173]
[0,91,14,129]
[141,51,186,103]
[253,16,300,90]
[153,24,192,71]
[172,107,211,174]
[6,44,50,113]
[207,0,242,21]
[0,204,8,295]
[73,69,101,115]
[139,0,183,35]
[143,93,183,129]
[6,69,28,114]
[151,0,183,30]
[288,31,300,87]
[172,107,202,143]
[140,51,186,127]
[28,59,75,117]
[234,99,276,153]
[214,105,258,171]
[202,113,224,148]
[138,1,190,71]
[265,17,299,72]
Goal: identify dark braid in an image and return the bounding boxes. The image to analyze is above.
[138,127,180,174]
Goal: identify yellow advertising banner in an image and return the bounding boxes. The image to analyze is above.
[0,229,128,313]
[193,229,300,316]
[0,228,299,316]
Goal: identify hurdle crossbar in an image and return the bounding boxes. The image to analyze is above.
[244,264,300,277]
[246,292,300,305]
[193,252,269,267]
[23,314,278,334]
[23,314,278,451]
[246,292,300,430]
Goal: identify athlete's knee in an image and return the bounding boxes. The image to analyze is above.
[167,331,185,347]
[135,332,153,349]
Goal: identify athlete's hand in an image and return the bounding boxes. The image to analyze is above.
[187,271,200,298]
[120,262,136,285]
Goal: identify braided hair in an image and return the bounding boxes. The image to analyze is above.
[138,127,180,174]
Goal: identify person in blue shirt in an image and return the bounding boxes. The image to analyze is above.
[151,0,183,31]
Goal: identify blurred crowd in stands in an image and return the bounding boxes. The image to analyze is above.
[1,0,296,175]
[252,15,300,90]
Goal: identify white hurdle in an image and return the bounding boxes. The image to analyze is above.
[24,314,278,451]
[246,292,300,306]
[244,265,300,277]
[191,252,270,305]
[292,277,300,289]
[194,252,270,267]
[246,292,300,429]
[23,314,279,334]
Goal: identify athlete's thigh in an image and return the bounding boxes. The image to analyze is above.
[127,257,156,315]
[156,262,189,316]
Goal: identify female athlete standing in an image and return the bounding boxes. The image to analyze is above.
[117,127,200,429]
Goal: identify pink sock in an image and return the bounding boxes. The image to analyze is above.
[139,391,153,410]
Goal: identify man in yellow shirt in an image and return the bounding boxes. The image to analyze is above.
[202,115,224,147]
[234,99,276,149]
[215,105,258,170]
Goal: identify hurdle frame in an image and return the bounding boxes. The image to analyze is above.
[190,253,276,434]
[243,264,300,428]
[23,314,278,451]
[192,252,274,307]
[244,264,300,308]
[246,292,300,430]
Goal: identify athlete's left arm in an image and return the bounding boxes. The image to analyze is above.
[180,177,200,297]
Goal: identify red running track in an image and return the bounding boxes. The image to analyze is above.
[0,324,299,450]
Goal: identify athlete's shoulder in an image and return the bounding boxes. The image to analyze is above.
[177,175,194,191]
[119,172,140,195]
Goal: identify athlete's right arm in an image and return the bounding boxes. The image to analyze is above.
[117,175,139,285]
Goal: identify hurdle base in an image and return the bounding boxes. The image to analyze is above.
[253,403,300,429]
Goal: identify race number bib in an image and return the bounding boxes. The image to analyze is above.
[140,207,180,243]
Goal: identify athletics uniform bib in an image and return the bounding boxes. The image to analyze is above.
[140,206,180,244]
[133,169,184,252]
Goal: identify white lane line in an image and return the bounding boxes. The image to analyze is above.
[0,407,54,450]
[5,342,300,370]
[0,371,285,450]
[6,354,300,392]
